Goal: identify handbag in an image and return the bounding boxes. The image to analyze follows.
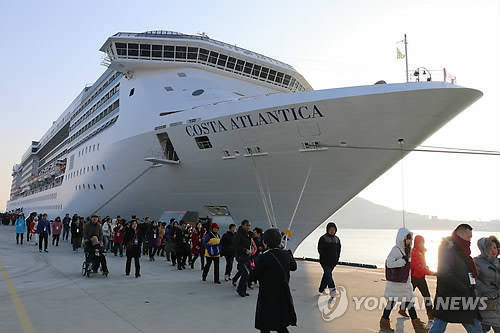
[385,248,410,283]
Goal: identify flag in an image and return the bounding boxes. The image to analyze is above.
[396,47,405,59]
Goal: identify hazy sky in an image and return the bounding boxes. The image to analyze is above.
[0,0,499,220]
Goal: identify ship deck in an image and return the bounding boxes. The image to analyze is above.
[0,225,466,333]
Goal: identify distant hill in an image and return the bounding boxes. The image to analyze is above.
[327,197,500,231]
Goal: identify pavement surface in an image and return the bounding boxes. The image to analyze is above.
[0,224,469,333]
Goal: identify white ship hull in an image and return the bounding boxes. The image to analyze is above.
[7,69,481,249]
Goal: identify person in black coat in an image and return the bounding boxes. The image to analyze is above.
[71,217,84,252]
[221,224,237,281]
[430,224,484,332]
[250,228,297,333]
[124,220,142,278]
[233,220,252,297]
[317,222,341,296]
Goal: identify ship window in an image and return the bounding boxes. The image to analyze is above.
[276,72,284,84]
[192,89,204,96]
[96,165,99,171]
[235,60,245,72]
[175,46,187,59]
[129,88,135,96]
[252,65,261,77]
[243,62,253,74]
[100,184,104,190]
[91,165,94,172]
[97,144,99,151]
[177,72,186,77]
[268,69,276,81]
[87,166,90,172]
[187,47,198,60]
[128,43,138,57]
[93,144,95,151]
[260,67,269,79]
[208,51,218,65]
[163,45,174,59]
[283,75,291,86]
[164,86,174,92]
[93,184,96,190]
[140,44,151,58]
[289,77,296,88]
[115,43,127,56]
[198,48,209,62]
[152,45,162,58]
[75,185,77,191]
[88,184,90,189]
[195,136,213,149]
[226,57,236,69]
[102,164,106,171]
[217,54,227,67]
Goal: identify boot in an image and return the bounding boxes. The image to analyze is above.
[411,319,429,333]
[379,318,394,333]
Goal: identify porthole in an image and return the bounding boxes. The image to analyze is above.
[88,184,90,189]
[87,166,90,172]
[93,145,96,151]
[93,184,96,190]
[102,164,106,171]
[97,144,100,151]
[96,165,99,171]
[100,184,104,190]
[129,88,135,96]
[91,166,94,172]
[192,89,204,96]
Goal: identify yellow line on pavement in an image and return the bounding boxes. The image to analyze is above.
[0,259,35,333]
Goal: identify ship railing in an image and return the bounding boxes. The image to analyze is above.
[409,67,457,84]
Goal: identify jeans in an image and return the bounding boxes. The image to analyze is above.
[235,262,249,295]
[62,227,70,241]
[126,255,140,277]
[39,232,49,251]
[482,324,500,333]
[202,257,220,282]
[319,264,336,292]
[102,236,109,251]
[429,318,483,333]
[52,234,60,246]
[224,255,234,277]
[16,233,24,244]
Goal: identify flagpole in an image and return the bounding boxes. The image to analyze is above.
[404,34,409,83]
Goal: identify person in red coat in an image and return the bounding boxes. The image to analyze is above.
[190,222,206,269]
[113,221,125,257]
[400,234,437,322]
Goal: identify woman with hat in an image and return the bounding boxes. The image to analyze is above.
[202,223,222,284]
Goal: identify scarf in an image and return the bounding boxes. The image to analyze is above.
[452,231,478,278]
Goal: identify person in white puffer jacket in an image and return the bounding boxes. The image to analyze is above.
[379,227,428,333]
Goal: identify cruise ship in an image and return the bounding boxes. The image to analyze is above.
[7,31,482,249]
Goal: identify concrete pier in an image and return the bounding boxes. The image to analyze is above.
[0,225,467,333]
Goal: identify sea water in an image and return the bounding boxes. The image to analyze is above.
[295,228,500,271]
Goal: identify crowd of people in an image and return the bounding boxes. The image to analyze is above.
[3,211,297,333]
[319,222,500,333]
[5,210,500,333]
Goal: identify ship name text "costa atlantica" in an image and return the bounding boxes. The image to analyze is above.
[185,104,324,137]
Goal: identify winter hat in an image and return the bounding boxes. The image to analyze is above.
[326,222,337,233]
[211,223,219,230]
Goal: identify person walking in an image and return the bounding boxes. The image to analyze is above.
[317,222,341,297]
[37,214,51,253]
[202,223,222,284]
[62,214,71,241]
[430,224,483,333]
[124,220,142,278]
[250,228,297,333]
[30,217,39,245]
[221,224,237,281]
[475,236,500,333]
[191,222,206,270]
[148,221,160,262]
[167,220,178,266]
[233,220,252,297]
[71,217,84,252]
[51,217,63,246]
[175,223,189,270]
[15,214,26,245]
[400,235,437,322]
[379,227,428,333]
[113,221,125,257]
[102,217,112,252]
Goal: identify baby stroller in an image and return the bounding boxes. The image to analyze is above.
[82,237,109,278]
